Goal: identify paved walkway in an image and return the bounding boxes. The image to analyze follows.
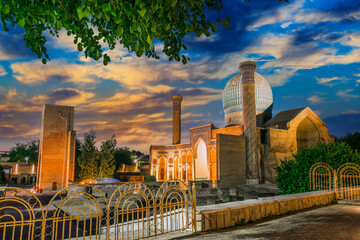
[157,204,360,240]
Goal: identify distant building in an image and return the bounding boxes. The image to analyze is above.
[0,162,37,184]
[36,104,76,190]
[0,151,10,162]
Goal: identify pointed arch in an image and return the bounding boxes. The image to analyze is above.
[296,117,320,151]
[158,156,167,181]
[195,138,208,180]
[181,151,187,164]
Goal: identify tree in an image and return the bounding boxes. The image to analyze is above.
[0,0,232,65]
[9,141,39,164]
[0,165,5,184]
[115,147,136,172]
[74,139,82,181]
[275,141,360,194]
[340,131,360,152]
[78,131,99,180]
[99,135,117,178]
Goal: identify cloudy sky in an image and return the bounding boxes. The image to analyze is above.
[0,0,360,153]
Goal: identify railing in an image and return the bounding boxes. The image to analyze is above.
[309,162,360,201]
[0,179,214,240]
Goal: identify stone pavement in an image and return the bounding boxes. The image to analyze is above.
[154,204,360,240]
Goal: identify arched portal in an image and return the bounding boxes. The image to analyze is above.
[195,139,208,180]
[158,156,166,181]
[296,117,320,151]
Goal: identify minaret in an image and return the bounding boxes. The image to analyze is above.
[239,61,259,184]
[171,96,183,145]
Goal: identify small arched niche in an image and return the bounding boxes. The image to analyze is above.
[158,156,166,181]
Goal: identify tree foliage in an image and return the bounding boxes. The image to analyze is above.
[114,147,136,172]
[74,139,82,181]
[99,135,117,178]
[0,0,231,65]
[9,141,39,164]
[0,165,5,184]
[78,131,99,180]
[340,131,360,152]
[275,141,360,194]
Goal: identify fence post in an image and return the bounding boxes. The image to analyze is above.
[333,169,338,200]
[192,183,197,232]
[41,218,46,240]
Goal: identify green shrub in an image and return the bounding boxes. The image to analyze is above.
[144,175,156,182]
[275,141,360,194]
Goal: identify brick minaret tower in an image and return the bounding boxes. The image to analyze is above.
[239,61,259,184]
[171,96,183,145]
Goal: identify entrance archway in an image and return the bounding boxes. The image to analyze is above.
[195,139,208,180]
[296,117,320,151]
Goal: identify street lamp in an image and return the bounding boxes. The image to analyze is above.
[25,157,29,163]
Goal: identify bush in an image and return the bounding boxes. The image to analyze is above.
[275,141,360,194]
[144,175,156,182]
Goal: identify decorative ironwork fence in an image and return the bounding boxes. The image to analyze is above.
[309,162,334,191]
[309,162,360,201]
[336,163,360,200]
[0,179,202,240]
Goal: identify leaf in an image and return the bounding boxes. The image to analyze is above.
[42,58,47,64]
[170,0,176,7]
[204,30,211,37]
[211,23,217,32]
[77,43,83,51]
[147,35,153,44]
[103,54,111,65]
[76,7,83,20]
[115,18,124,25]
[221,21,230,28]
[104,12,110,22]
[115,27,123,35]
[3,5,9,14]
[82,10,89,19]
[55,21,62,30]
[138,9,146,17]
[18,19,25,28]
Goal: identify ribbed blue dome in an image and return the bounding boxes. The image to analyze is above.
[222,72,273,126]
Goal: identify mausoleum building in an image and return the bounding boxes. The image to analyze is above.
[150,61,334,187]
